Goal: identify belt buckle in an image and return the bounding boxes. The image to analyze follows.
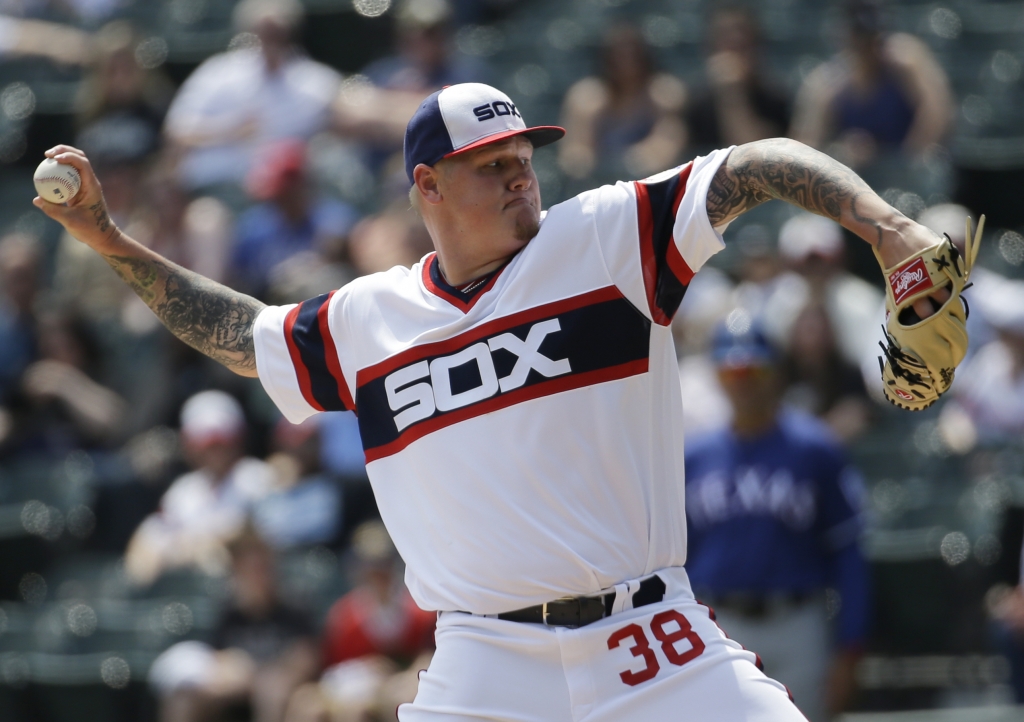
[542,601,549,626]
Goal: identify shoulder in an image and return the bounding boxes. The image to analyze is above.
[563,76,610,114]
[285,55,342,89]
[312,198,360,229]
[237,203,280,231]
[228,457,275,497]
[329,262,422,317]
[797,57,848,103]
[187,50,257,84]
[160,469,210,506]
[685,427,732,458]
[778,409,845,457]
[648,73,687,113]
[885,32,937,67]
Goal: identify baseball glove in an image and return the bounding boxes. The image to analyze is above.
[877,215,983,411]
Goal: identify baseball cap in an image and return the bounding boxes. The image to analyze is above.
[247,140,306,200]
[180,390,245,446]
[778,213,843,262]
[404,83,565,184]
[711,314,776,368]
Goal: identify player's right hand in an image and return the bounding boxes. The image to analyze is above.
[32,145,119,252]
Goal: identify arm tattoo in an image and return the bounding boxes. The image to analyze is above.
[706,138,895,247]
[89,202,111,234]
[105,254,265,375]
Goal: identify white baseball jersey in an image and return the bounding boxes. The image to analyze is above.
[253,147,733,614]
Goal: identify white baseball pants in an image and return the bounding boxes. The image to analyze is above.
[400,567,808,721]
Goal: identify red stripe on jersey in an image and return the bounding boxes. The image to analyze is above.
[357,285,624,386]
[670,162,693,216]
[421,253,507,313]
[633,181,671,327]
[317,291,356,412]
[284,304,325,412]
[664,240,695,287]
[665,163,695,287]
[363,357,649,463]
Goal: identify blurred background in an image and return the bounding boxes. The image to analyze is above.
[0,0,1024,720]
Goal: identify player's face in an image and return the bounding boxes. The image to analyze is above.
[437,136,541,250]
[717,363,779,416]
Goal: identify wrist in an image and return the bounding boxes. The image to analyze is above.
[91,226,128,257]
[876,218,941,269]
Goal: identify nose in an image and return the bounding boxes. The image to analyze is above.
[508,159,532,191]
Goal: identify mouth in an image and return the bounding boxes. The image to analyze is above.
[504,197,533,210]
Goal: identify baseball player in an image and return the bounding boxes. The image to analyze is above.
[36,82,967,721]
[685,320,870,721]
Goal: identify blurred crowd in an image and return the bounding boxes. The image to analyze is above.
[2,0,1024,720]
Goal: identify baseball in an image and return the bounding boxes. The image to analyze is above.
[33,157,81,204]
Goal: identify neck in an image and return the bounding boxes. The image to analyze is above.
[731,406,778,438]
[436,254,508,287]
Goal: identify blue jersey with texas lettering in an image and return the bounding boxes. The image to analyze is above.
[684,409,865,595]
[253,148,733,614]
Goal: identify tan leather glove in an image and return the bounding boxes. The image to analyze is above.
[877,216,983,410]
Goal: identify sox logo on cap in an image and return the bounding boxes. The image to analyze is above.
[404,82,564,183]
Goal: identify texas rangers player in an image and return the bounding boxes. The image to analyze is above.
[36,82,952,721]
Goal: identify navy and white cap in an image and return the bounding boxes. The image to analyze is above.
[404,83,565,183]
[711,316,777,368]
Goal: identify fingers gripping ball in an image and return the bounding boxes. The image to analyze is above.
[877,215,984,411]
[33,158,81,204]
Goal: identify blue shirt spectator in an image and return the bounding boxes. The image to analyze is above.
[683,317,869,721]
[231,140,359,297]
[685,409,869,647]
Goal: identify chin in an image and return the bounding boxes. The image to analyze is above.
[512,205,541,243]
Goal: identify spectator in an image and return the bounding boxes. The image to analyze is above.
[164,0,341,194]
[774,213,883,380]
[125,390,273,585]
[255,416,342,550]
[946,288,1024,445]
[347,198,434,276]
[558,22,687,181]
[74,21,174,168]
[783,303,871,443]
[335,0,484,144]
[685,5,791,154]
[0,13,92,65]
[684,318,870,721]
[16,311,127,450]
[150,526,319,722]
[231,140,359,300]
[286,521,434,722]
[362,0,481,92]
[790,0,953,169]
[0,233,40,407]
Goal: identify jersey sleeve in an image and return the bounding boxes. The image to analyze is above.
[253,291,356,424]
[589,146,734,325]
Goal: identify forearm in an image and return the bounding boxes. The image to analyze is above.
[707,138,941,267]
[34,145,268,377]
[101,230,265,377]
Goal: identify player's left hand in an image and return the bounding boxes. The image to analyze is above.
[875,219,951,321]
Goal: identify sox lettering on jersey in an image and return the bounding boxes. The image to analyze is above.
[385,319,571,431]
[356,287,652,462]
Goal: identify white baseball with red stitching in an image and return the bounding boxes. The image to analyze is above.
[33,158,81,204]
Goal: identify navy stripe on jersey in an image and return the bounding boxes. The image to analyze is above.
[355,287,651,462]
[635,163,694,325]
[283,293,355,413]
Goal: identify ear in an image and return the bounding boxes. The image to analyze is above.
[413,164,443,206]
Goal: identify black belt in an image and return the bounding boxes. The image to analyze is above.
[702,591,815,620]
[496,575,666,628]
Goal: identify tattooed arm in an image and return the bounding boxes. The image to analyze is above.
[32,145,264,377]
[706,138,943,270]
